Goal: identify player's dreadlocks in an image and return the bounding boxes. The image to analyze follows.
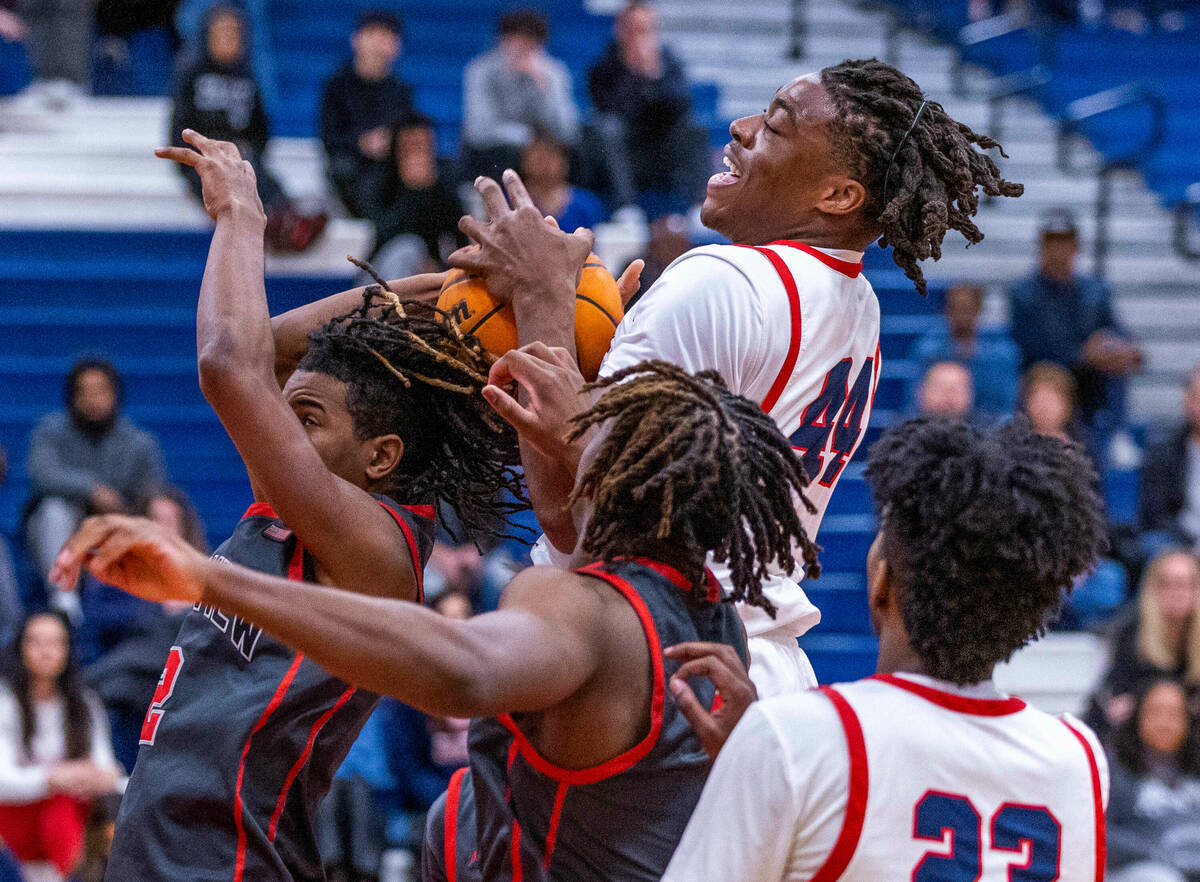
[865,417,1108,684]
[297,280,525,541]
[567,360,820,615]
[821,58,1024,295]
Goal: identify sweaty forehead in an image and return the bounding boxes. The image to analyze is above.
[776,73,838,123]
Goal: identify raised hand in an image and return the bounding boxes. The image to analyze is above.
[449,169,592,307]
[156,129,266,225]
[49,515,210,605]
[664,641,758,761]
[482,343,589,463]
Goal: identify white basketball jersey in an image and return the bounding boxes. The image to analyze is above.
[599,240,881,638]
[814,675,1107,881]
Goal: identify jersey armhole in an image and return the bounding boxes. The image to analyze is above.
[374,500,426,604]
[808,686,869,882]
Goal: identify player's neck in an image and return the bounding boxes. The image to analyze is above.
[873,631,928,679]
[748,220,872,253]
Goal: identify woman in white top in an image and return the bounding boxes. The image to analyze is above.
[0,611,120,878]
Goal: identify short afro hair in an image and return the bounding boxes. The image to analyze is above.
[864,417,1107,684]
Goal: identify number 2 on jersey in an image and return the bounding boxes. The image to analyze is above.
[140,646,184,746]
[913,791,1061,880]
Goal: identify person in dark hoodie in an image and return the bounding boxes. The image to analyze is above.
[24,359,166,615]
[170,2,326,252]
[367,112,466,276]
[587,0,705,214]
[319,10,413,219]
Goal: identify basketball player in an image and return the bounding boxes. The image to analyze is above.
[454,57,1024,697]
[77,131,522,882]
[53,359,820,881]
[661,417,1110,880]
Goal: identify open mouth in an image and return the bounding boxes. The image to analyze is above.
[709,147,743,187]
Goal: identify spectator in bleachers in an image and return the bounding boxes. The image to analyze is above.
[24,359,165,617]
[915,360,975,421]
[1022,360,1128,626]
[0,612,121,880]
[587,0,705,217]
[176,0,278,115]
[170,3,327,253]
[0,447,23,651]
[520,133,606,232]
[77,486,205,667]
[461,9,579,181]
[1140,365,1200,557]
[319,11,413,220]
[367,112,465,279]
[1107,678,1200,882]
[12,0,91,107]
[1020,360,1101,466]
[913,283,1019,417]
[1088,550,1200,739]
[1009,209,1142,430]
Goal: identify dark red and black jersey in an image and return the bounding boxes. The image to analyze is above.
[423,558,749,882]
[107,497,434,882]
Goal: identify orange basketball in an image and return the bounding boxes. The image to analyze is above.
[436,254,624,381]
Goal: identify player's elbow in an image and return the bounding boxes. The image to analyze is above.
[197,339,271,402]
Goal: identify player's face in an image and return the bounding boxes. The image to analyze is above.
[22,614,69,684]
[702,74,846,243]
[283,370,378,490]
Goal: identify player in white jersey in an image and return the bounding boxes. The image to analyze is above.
[454,57,1022,697]
[663,416,1111,881]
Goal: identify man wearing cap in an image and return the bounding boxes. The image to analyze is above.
[1008,208,1142,427]
[319,10,413,219]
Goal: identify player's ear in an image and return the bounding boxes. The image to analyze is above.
[365,434,404,482]
[816,175,867,217]
[866,544,892,616]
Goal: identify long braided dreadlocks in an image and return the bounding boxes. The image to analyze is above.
[297,279,526,541]
[566,360,820,616]
[821,58,1024,295]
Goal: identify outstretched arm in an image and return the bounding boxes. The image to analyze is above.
[157,130,418,601]
[270,272,446,387]
[52,517,604,719]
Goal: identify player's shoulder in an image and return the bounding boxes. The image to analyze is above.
[661,243,770,287]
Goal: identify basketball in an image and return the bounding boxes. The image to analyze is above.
[436,254,623,381]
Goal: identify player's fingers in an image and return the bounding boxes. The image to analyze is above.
[49,515,132,589]
[447,245,486,274]
[455,215,490,248]
[501,168,535,209]
[672,656,756,706]
[84,526,147,581]
[488,348,556,389]
[482,384,540,434]
[474,176,511,220]
[571,227,596,253]
[665,641,747,667]
[544,215,560,229]
[668,678,723,757]
[154,146,202,168]
[617,259,644,308]
[180,128,214,153]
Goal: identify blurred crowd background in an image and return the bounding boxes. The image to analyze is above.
[0,0,1199,880]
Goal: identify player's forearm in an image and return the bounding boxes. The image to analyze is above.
[198,559,499,717]
[270,273,446,385]
[513,284,578,357]
[196,209,275,390]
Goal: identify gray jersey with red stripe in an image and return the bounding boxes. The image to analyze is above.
[107,497,434,882]
[424,558,749,882]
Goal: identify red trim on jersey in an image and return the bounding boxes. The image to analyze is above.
[511,819,524,882]
[376,501,425,604]
[542,781,569,871]
[267,686,357,842]
[869,340,882,410]
[735,245,803,414]
[871,674,1027,716]
[810,687,868,882]
[444,767,466,882]
[286,543,304,581]
[770,241,863,278]
[403,504,437,521]
[622,557,720,603]
[496,563,665,785]
[233,653,304,882]
[1064,720,1106,881]
[242,502,277,520]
